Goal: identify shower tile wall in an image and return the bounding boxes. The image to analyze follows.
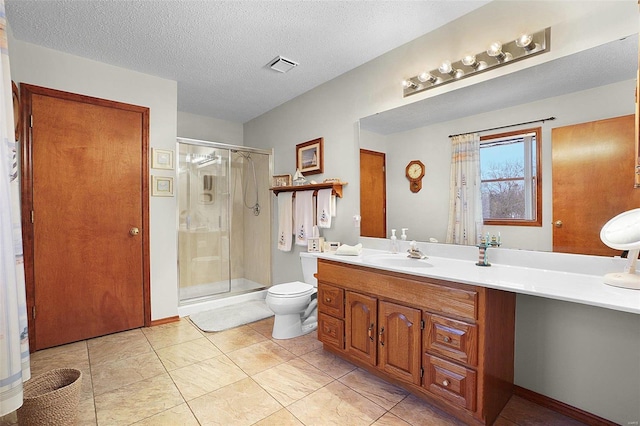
[241,153,271,287]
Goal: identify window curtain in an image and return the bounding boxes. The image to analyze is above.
[446,133,483,245]
[0,0,31,416]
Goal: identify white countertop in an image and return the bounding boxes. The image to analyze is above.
[313,248,640,315]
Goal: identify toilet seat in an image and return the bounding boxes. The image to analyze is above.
[268,281,314,298]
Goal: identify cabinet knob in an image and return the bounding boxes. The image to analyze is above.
[325,297,331,303]
[443,336,451,343]
[442,379,450,387]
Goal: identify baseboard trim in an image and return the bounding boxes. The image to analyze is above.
[149,316,180,327]
[514,386,617,426]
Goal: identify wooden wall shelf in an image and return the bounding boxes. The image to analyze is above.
[270,182,347,198]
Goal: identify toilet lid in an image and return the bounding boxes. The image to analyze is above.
[268,281,314,297]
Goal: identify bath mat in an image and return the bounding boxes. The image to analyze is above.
[189,300,273,332]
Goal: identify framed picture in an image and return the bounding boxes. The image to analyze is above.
[272,174,292,187]
[151,176,174,196]
[296,137,323,175]
[151,148,174,170]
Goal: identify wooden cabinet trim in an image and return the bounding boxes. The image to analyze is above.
[318,259,478,321]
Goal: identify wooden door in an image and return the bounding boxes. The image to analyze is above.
[21,84,150,350]
[345,291,377,366]
[552,115,640,256]
[360,149,386,238]
[378,300,421,385]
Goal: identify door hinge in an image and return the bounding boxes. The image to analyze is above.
[420,319,425,330]
[31,210,34,224]
[32,305,36,319]
[420,367,424,378]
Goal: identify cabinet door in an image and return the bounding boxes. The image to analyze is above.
[345,291,377,366]
[378,301,421,385]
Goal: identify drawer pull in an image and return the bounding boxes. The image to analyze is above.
[443,336,451,343]
[442,379,450,387]
[379,327,385,346]
[368,323,374,341]
[325,297,331,303]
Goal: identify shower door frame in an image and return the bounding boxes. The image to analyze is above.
[176,138,273,305]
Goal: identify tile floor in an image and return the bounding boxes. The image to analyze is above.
[0,317,586,426]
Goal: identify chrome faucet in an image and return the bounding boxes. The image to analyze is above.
[407,241,427,259]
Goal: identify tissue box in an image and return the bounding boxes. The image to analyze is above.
[307,237,325,253]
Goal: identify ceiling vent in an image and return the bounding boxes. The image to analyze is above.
[269,56,298,73]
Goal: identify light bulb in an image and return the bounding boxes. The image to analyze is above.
[402,79,417,89]
[461,55,476,66]
[487,42,512,63]
[438,61,453,74]
[487,42,503,57]
[439,60,464,79]
[461,55,488,71]
[417,72,438,84]
[516,34,539,52]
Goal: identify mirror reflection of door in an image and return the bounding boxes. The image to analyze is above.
[552,114,640,256]
[360,149,386,238]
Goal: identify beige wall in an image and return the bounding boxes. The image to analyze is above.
[177,111,243,146]
[244,2,640,423]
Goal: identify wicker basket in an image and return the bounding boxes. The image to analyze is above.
[17,368,82,426]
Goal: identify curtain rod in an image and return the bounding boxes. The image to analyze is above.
[448,117,556,138]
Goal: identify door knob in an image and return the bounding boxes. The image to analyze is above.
[554,220,563,228]
[129,227,140,236]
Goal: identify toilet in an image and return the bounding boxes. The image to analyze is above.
[265,252,318,339]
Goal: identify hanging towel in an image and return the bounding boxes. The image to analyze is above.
[317,188,333,228]
[331,194,337,217]
[277,192,293,251]
[294,190,314,246]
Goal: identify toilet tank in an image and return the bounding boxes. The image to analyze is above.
[299,252,318,287]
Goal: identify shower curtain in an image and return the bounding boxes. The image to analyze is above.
[0,0,30,416]
[446,133,483,245]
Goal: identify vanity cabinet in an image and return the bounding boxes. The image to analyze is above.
[316,258,516,426]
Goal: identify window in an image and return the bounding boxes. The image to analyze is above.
[480,127,541,226]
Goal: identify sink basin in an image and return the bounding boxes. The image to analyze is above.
[363,254,432,269]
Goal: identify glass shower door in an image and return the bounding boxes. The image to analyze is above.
[178,143,231,302]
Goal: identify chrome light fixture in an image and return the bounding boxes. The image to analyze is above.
[402,27,550,97]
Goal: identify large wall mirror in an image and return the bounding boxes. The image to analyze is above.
[359,34,639,254]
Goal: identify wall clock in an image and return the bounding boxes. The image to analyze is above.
[405,160,425,193]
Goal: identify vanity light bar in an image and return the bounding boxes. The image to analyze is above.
[402,27,550,97]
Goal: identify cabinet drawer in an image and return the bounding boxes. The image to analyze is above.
[318,283,344,317]
[318,313,344,350]
[425,313,478,366]
[423,354,476,411]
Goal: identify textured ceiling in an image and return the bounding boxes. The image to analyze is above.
[5,0,488,123]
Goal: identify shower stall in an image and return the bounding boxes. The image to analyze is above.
[177,138,272,306]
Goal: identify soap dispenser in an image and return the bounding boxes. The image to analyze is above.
[390,229,399,254]
[401,228,408,241]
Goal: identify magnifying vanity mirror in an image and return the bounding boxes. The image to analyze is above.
[359,33,640,255]
[600,208,640,290]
